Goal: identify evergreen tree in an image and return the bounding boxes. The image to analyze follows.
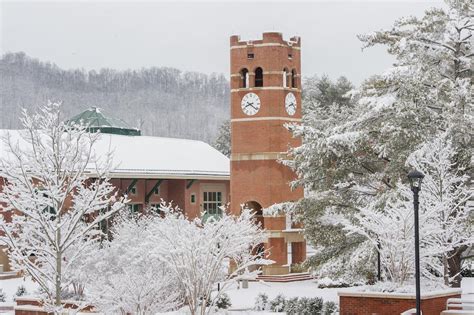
[286,0,473,286]
[213,119,231,157]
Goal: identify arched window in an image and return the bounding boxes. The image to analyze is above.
[291,69,297,88]
[254,67,263,87]
[283,68,288,87]
[240,68,249,88]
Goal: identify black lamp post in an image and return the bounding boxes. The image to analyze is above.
[408,170,424,315]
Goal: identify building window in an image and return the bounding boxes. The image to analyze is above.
[203,191,222,215]
[288,53,293,59]
[247,53,254,59]
[190,193,196,204]
[291,69,297,88]
[240,68,249,88]
[129,185,137,195]
[254,67,263,87]
[150,203,163,216]
[128,204,141,215]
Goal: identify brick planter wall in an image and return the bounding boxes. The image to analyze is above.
[14,297,94,315]
[338,288,461,315]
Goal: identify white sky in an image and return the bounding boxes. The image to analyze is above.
[0,0,444,85]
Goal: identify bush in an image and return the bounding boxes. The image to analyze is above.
[317,277,351,289]
[269,294,286,312]
[15,285,27,297]
[306,297,324,314]
[254,293,269,311]
[214,293,232,309]
[0,288,6,302]
[322,301,338,314]
[290,263,308,273]
[284,297,300,315]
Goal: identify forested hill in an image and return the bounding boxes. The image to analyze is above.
[0,52,230,143]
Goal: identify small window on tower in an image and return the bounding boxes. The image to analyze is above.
[288,54,293,59]
[247,53,254,59]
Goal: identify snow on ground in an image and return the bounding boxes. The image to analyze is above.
[224,279,339,310]
[0,277,38,302]
[0,276,473,314]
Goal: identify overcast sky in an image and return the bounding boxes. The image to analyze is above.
[1,0,444,85]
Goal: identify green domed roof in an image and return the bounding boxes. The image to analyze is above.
[68,107,141,136]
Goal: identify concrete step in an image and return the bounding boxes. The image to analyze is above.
[256,272,314,283]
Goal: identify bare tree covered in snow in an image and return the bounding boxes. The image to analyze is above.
[150,203,272,315]
[0,102,126,312]
[78,203,270,315]
[84,212,183,314]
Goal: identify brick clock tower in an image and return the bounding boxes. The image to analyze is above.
[230,32,306,275]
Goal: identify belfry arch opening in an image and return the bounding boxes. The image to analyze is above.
[283,68,289,87]
[240,68,249,88]
[291,69,297,88]
[254,67,263,87]
[245,200,263,228]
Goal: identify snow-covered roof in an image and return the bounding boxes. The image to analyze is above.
[0,130,230,180]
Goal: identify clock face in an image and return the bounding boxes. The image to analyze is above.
[285,92,297,116]
[241,92,261,116]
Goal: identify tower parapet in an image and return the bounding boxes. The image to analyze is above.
[230,32,301,47]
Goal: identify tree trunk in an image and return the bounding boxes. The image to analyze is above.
[448,248,465,288]
[56,229,62,307]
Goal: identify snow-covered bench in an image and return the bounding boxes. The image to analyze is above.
[400,308,419,315]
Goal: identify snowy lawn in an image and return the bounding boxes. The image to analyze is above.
[1,277,473,314]
[0,277,38,302]
[224,279,339,310]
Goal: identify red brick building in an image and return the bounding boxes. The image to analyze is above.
[1,33,306,275]
[0,109,230,271]
[230,32,306,275]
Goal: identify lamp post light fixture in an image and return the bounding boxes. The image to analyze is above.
[408,169,424,315]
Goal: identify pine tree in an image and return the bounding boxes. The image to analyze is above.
[286,0,473,285]
[213,119,231,157]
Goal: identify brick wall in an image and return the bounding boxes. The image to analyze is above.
[339,290,461,315]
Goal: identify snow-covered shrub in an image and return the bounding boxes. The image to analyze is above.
[269,294,286,312]
[284,297,300,315]
[322,301,338,315]
[254,293,269,311]
[290,263,307,273]
[296,297,323,315]
[15,285,27,297]
[317,277,351,288]
[0,289,6,302]
[214,293,232,309]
